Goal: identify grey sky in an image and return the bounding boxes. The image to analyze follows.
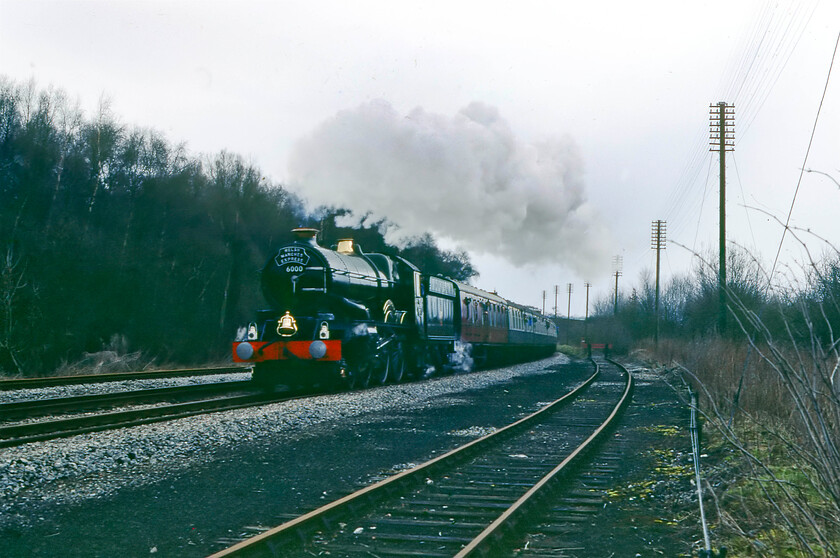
[2,0,838,316]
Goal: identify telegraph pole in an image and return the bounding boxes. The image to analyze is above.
[554,285,559,318]
[612,255,623,315]
[651,220,667,347]
[584,281,592,342]
[542,290,546,315]
[710,102,734,333]
[566,283,573,345]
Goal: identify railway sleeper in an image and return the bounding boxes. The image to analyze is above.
[378,507,500,521]
[315,543,453,558]
[365,517,488,530]
[397,499,514,510]
[378,519,495,540]
[434,482,536,493]
[407,492,523,503]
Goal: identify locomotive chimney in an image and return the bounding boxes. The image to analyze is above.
[292,228,319,246]
[336,238,354,254]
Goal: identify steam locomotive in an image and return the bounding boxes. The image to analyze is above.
[232,228,557,388]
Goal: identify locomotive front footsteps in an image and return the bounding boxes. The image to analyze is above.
[232,228,558,389]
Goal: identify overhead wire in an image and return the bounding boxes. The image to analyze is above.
[737,2,819,139]
[733,4,797,117]
[731,153,758,251]
[621,0,821,294]
[692,157,715,252]
[770,29,840,280]
[658,0,819,272]
[656,2,772,254]
[727,1,777,103]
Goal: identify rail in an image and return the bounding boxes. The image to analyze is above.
[456,358,633,556]
[210,358,632,557]
[0,389,292,448]
[0,380,252,420]
[0,366,249,391]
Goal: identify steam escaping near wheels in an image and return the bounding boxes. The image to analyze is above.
[449,341,474,373]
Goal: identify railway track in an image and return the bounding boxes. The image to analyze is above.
[0,365,249,391]
[210,358,633,557]
[0,383,290,448]
[0,380,254,420]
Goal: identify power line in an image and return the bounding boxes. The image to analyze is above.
[771,30,840,281]
[692,157,715,251]
[736,2,818,138]
[730,153,757,251]
[658,0,820,270]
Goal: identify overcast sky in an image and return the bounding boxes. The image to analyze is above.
[2,0,838,317]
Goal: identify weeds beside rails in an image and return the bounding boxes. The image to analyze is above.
[654,337,840,557]
[689,389,724,558]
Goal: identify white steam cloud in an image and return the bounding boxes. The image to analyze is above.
[288,100,610,275]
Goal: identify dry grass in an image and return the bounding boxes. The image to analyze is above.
[643,336,840,556]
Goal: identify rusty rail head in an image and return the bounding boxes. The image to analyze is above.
[0,366,249,391]
[208,362,601,558]
[453,358,633,557]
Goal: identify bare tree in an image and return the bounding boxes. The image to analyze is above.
[44,89,83,234]
[0,246,27,376]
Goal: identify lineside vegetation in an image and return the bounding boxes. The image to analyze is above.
[0,78,475,377]
[590,235,840,555]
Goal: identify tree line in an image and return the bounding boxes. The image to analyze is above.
[0,78,475,376]
[587,244,840,352]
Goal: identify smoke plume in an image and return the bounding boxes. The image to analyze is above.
[288,100,610,276]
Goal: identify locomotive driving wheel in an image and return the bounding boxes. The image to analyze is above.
[369,352,389,386]
[386,343,406,383]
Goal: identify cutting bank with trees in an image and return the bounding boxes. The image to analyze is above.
[0,78,474,377]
